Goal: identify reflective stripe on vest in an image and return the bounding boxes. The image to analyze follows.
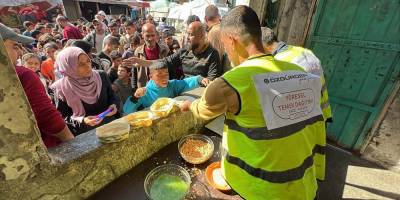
[224,144,325,183]
[225,115,324,140]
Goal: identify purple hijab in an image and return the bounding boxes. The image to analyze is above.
[51,47,102,118]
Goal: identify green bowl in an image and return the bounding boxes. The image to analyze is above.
[144,164,191,200]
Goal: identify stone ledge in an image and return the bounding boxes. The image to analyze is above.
[47,87,205,165]
[1,88,207,200]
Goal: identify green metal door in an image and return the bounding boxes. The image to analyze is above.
[306,0,400,150]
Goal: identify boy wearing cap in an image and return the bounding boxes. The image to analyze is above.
[162,29,180,56]
[0,23,74,148]
[123,61,203,114]
[23,21,35,37]
[84,19,107,53]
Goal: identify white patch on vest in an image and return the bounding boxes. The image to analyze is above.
[252,70,322,130]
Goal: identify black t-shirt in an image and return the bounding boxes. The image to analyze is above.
[96,51,112,72]
[163,45,222,80]
[97,51,112,63]
[107,67,118,84]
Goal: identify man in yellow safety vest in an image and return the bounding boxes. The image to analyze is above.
[181,6,325,200]
[261,27,332,126]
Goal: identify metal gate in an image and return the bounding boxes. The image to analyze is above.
[306,0,400,150]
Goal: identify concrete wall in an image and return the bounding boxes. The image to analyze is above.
[63,0,80,20]
[249,0,268,25]
[274,0,316,46]
[0,36,207,199]
[362,89,400,173]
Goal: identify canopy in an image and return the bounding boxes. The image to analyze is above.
[167,0,228,22]
[76,0,150,8]
[0,0,61,7]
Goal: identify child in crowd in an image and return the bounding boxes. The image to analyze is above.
[21,53,49,94]
[123,61,204,114]
[108,50,122,84]
[113,65,133,113]
[41,42,59,81]
[122,33,141,58]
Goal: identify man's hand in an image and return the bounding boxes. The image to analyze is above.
[180,100,192,112]
[122,57,141,68]
[84,116,102,126]
[105,104,118,117]
[134,87,146,98]
[201,78,210,86]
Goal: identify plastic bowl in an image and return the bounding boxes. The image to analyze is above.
[96,121,130,143]
[150,98,176,118]
[178,134,214,164]
[144,164,191,200]
[123,111,154,128]
[205,162,231,191]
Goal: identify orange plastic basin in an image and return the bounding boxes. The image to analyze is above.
[205,162,231,191]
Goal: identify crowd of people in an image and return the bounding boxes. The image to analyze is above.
[2,5,330,199]
[1,7,227,148]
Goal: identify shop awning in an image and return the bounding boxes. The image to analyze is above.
[76,0,150,8]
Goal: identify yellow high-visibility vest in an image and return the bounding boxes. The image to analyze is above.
[275,45,332,123]
[221,55,325,200]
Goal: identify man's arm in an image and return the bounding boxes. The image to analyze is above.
[173,75,201,95]
[122,48,184,72]
[206,49,222,81]
[185,78,239,120]
[122,56,153,67]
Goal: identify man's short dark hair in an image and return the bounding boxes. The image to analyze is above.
[38,33,57,47]
[186,15,200,25]
[261,27,277,45]
[221,5,262,44]
[43,42,58,50]
[161,17,166,22]
[205,5,220,21]
[110,50,122,60]
[119,65,131,73]
[31,30,41,39]
[130,33,141,46]
[108,22,118,28]
[71,40,92,54]
[23,21,34,29]
[124,21,135,27]
[35,25,45,32]
[45,23,54,29]
[103,35,120,46]
[149,61,167,71]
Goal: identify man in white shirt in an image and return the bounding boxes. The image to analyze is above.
[83,19,107,53]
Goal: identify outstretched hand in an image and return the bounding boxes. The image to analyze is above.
[180,100,192,112]
[122,57,141,68]
[134,87,147,98]
[105,104,118,117]
[201,78,210,86]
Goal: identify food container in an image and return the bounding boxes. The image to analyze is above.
[144,164,191,200]
[123,111,154,128]
[178,134,214,164]
[205,162,231,191]
[150,98,176,118]
[96,121,130,143]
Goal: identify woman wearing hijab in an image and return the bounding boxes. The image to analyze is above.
[51,47,119,136]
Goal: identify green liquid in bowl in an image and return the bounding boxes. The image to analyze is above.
[150,174,190,200]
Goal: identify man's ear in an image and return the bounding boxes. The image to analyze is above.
[228,34,238,49]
